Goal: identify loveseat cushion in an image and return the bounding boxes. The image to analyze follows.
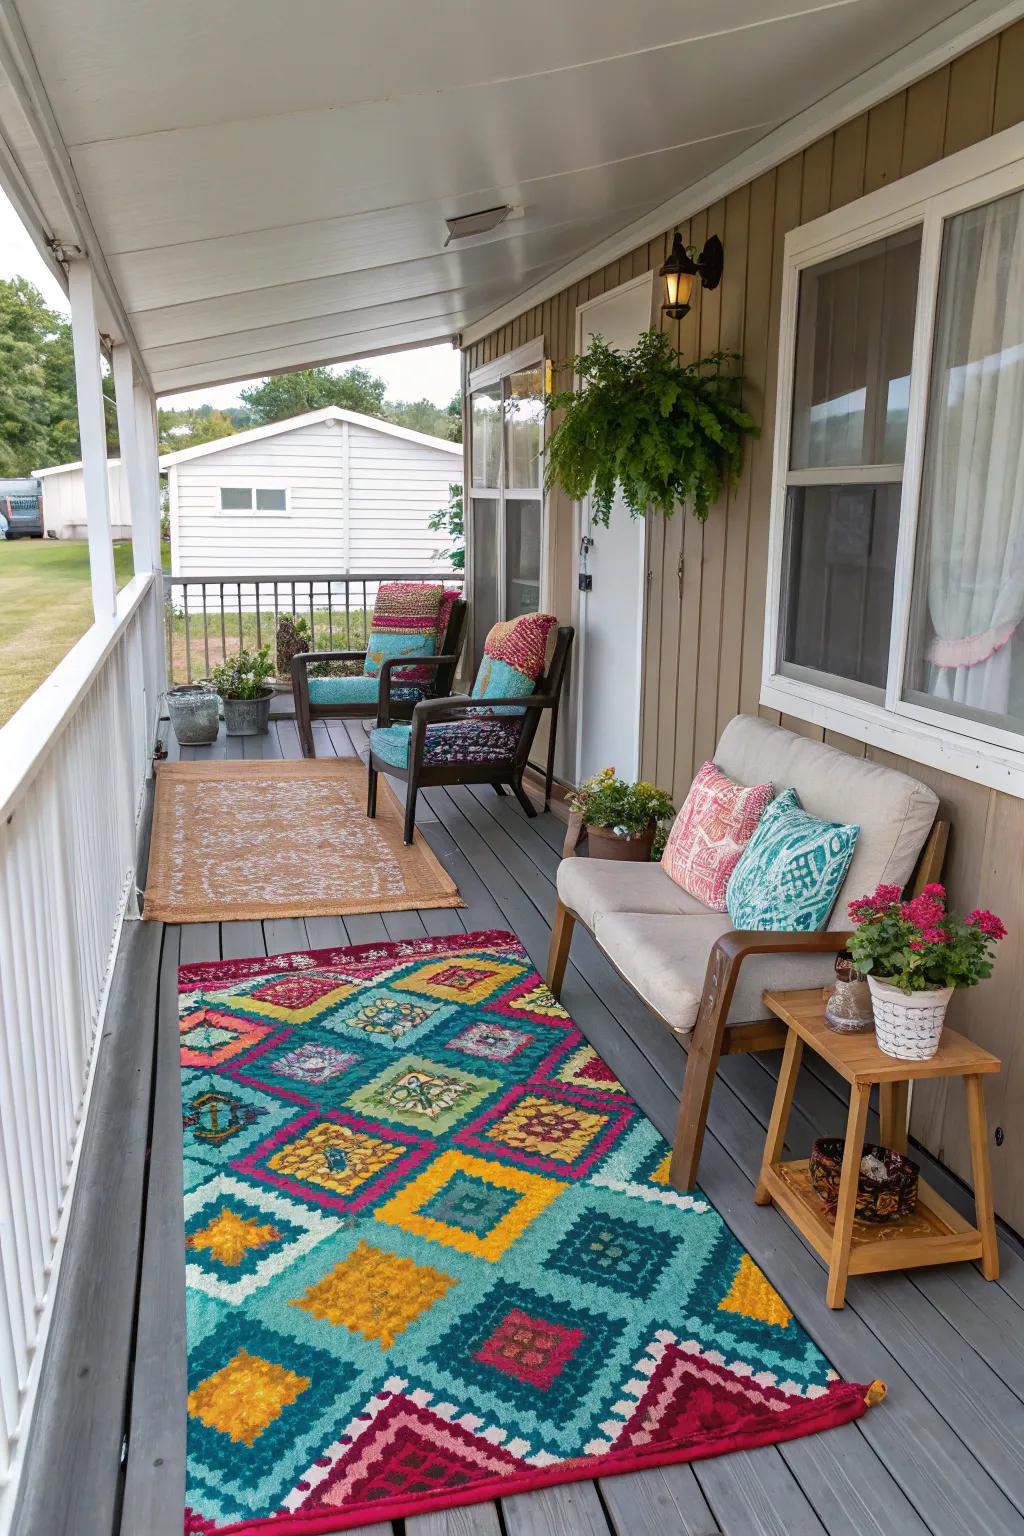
[556,858,710,931]
[593,911,840,1037]
[725,787,859,933]
[714,716,938,927]
[661,760,775,910]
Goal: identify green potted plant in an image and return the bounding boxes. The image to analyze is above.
[545,329,757,524]
[210,646,276,736]
[568,767,675,862]
[847,883,1007,1060]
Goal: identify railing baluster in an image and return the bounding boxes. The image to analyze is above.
[219,582,226,665]
[201,583,210,678]
[183,585,192,683]
[237,581,243,655]
[255,580,263,652]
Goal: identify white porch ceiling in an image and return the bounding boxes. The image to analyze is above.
[1,0,981,394]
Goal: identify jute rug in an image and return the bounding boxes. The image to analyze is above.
[178,929,883,1534]
[145,759,461,922]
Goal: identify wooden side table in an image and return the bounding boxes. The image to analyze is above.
[756,988,1001,1308]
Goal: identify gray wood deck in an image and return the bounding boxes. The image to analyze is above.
[14,714,1024,1536]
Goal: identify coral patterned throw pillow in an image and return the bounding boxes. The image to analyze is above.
[661,761,775,911]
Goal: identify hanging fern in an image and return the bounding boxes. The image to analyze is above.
[544,328,758,525]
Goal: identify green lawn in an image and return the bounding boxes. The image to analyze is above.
[0,539,157,726]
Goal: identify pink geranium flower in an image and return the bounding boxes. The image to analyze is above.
[966,909,1008,941]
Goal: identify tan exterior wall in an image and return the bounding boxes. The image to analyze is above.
[464,21,1024,1229]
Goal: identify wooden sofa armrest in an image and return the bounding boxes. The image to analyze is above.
[670,926,852,1189]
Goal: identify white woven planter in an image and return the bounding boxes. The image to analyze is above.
[867,975,954,1061]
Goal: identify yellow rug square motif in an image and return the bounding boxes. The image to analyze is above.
[718,1253,793,1330]
[486,1095,608,1162]
[375,1149,567,1260]
[504,982,570,1020]
[188,1349,309,1446]
[391,957,525,1005]
[186,1207,281,1267]
[554,1045,627,1093]
[293,1240,455,1349]
[267,1122,404,1196]
[225,982,358,1027]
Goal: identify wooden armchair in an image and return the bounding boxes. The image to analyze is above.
[544,715,949,1191]
[368,624,574,844]
[291,596,467,756]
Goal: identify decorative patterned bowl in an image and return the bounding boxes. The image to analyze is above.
[808,1138,919,1224]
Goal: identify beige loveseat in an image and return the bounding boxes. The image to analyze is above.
[546,715,945,1189]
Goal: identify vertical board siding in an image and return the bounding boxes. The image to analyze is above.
[172,420,460,577]
[463,22,1024,1228]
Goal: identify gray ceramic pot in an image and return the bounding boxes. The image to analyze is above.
[167,685,220,745]
[221,689,273,736]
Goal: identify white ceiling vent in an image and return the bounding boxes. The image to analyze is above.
[444,205,512,246]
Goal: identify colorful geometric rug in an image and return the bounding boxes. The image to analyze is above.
[146,759,461,922]
[178,930,881,1534]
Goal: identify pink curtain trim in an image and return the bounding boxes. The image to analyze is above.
[926,618,1020,670]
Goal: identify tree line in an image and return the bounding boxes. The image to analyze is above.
[0,276,462,477]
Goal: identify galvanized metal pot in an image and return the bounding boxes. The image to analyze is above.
[167,685,220,746]
[221,689,273,736]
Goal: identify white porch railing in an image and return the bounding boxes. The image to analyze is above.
[0,572,164,1512]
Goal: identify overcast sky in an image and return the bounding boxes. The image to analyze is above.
[0,186,461,409]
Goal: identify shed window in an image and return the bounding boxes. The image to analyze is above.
[219,486,289,513]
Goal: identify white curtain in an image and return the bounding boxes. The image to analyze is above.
[922,189,1024,715]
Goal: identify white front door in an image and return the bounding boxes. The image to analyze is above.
[575,274,653,783]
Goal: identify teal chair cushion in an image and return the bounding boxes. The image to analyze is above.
[307,676,425,707]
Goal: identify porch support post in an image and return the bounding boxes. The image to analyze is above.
[112,343,155,577]
[68,258,116,622]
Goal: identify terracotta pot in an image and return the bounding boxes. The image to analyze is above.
[585,821,655,862]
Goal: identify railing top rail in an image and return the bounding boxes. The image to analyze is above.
[0,572,157,821]
[164,571,464,585]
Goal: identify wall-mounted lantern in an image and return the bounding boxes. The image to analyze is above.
[659,232,724,320]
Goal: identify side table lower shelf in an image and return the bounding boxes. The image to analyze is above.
[760,1159,985,1278]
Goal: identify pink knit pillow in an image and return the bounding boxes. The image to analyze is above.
[661,761,775,911]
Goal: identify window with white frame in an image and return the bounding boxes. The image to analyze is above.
[764,128,1024,792]
[219,486,289,513]
[467,342,546,665]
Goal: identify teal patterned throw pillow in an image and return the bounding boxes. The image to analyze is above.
[725,787,859,932]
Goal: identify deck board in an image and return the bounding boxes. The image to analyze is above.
[15,715,1024,1536]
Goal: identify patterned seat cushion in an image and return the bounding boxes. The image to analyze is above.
[371,718,521,770]
[308,676,426,707]
[726,787,860,933]
[363,582,444,678]
[661,761,775,911]
[470,613,557,714]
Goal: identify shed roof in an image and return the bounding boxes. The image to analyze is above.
[157,406,462,468]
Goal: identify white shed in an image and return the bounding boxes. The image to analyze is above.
[32,458,130,540]
[160,406,461,578]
